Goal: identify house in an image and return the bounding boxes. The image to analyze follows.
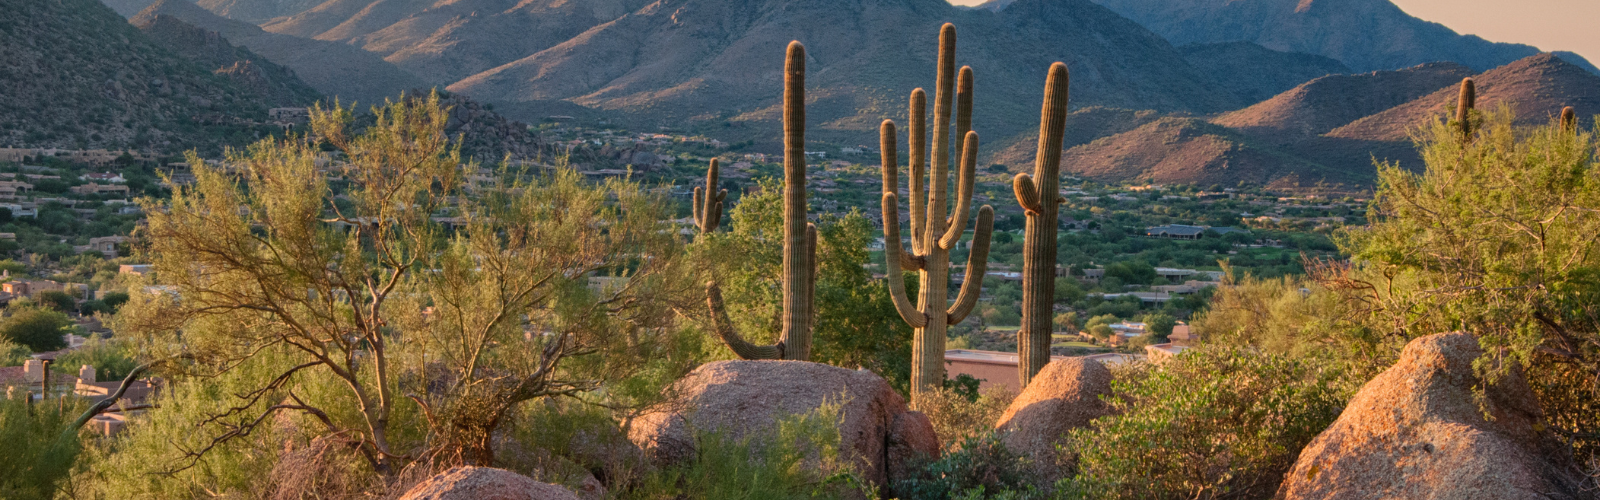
[70,183,131,196]
[1169,324,1201,347]
[0,359,80,401]
[87,236,128,258]
[1145,224,1251,240]
[945,349,1137,393]
[269,107,310,125]
[119,264,153,276]
[1,279,63,298]
[79,173,126,183]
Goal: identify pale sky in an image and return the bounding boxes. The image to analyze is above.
[947,0,1600,65]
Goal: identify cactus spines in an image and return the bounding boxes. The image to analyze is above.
[703,40,817,361]
[881,23,997,399]
[1013,62,1070,388]
[1561,106,1577,132]
[1455,78,1476,138]
[693,159,726,233]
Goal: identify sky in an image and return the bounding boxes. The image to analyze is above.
[946,0,1600,64]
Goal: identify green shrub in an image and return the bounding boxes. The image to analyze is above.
[1059,347,1352,500]
[0,397,85,500]
[0,308,72,352]
[636,401,873,499]
[892,432,1041,500]
[51,336,137,381]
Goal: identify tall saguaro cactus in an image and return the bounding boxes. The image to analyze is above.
[1011,62,1071,388]
[693,159,726,234]
[705,41,817,361]
[880,23,996,398]
[1455,77,1476,138]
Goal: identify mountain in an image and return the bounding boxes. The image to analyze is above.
[0,0,284,151]
[1055,117,1349,186]
[1180,42,1351,106]
[444,0,1241,146]
[197,0,325,23]
[261,0,654,86]
[1085,0,1576,73]
[134,14,322,107]
[1213,62,1473,141]
[131,0,428,104]
[988,107,1163,170]
[1329,54,1600,142]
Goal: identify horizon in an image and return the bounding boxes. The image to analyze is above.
[946,0,1598,66]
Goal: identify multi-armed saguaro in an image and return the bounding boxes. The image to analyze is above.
[693,159,726,234]
[880,23,996,398]
[1011,62,1071,388]
[704,41,817,361]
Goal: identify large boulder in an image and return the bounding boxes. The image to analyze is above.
[398,466,579,500]
[629,360,933,488]
[1278,332,1591,499]
[886,410,941,486]
[993,358,1114,482]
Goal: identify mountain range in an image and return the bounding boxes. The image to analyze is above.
[61,0,1600,187]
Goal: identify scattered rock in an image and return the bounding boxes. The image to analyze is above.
[1277,332,1591,499]
[993,358,1114,483]
[629,360,929,488]
[397,466,579,500]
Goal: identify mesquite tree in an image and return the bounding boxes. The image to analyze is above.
[119,92,695,472]
[880,23,996,398]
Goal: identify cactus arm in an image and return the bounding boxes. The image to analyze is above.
[705,282,784,359]
[947,205,994,324]
[940,131,979,249]
[926,23,956,246]
[908,89,928,254]
[881,192,928,328]
[1014,173,1042,214]
[954,66,973,163]
[693,186,706,228]
[880,119,925,270]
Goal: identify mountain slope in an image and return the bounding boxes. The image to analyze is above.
[1329,54,1600,142]
[0,0,281,150]
[134,14,323,107]
[132,0,428,104]
[1214,62,1473,141]
[1180,41,1351,106]
[446,0,1240,145]
[263,0,654,86]
[198,0,325,23]
[1086,0,1555,72]
[1057,117,1351,186]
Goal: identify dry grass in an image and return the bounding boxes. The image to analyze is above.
[911,386,1016,452]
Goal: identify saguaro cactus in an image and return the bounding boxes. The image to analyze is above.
[1011,62,1070,388]
[705,41,817,361]
[880,23,996,398]
[693,159,726,233]
[1455,77,1476,138]
[1561,106,1577,132]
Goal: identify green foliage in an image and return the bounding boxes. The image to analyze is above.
[51,336,136,381]
[0,340,31,366]
[34,290,76,313]
[893,432,1041,500]
[1336,106,1600,461]
[99,291,129,312]
[1053,312,1080,332]
[699,178,913,391]
[1060,348,1351,499]
[636,402,873,499]
[0,397,85,500]
[1138,312,1175,339]
[911,386,1014,455]
[0,308,71,352]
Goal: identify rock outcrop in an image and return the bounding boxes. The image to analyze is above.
[398,466,579,500]
[993,358,1114,482]
[1278,332,1591,499]
[629,360,936,489]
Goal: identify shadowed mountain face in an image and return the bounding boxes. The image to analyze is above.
[1180,41,1351,106]
[1084,0,1578,73]
[1213,62,1474,141]
[134,14,323,107]
[132,0,428,104]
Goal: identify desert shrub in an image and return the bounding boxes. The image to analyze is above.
[0,397,86,500]
[0,339,30,366]
[0,308,72,352]
[911,384,1014,452]
[498,398,653,493]
[636,402,874,499]
[891,432,1041,500]
[1058,347,1352,500]
[35,290,77,313]
[51,336,137,381]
